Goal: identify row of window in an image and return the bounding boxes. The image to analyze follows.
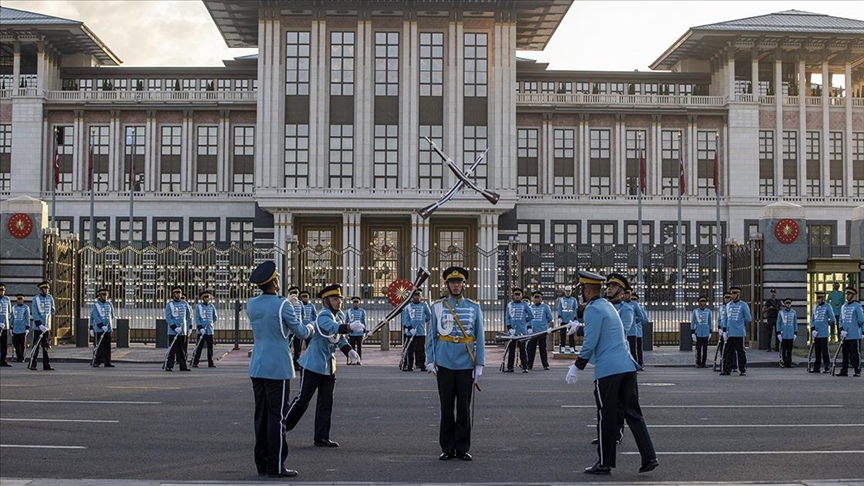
[54,217,254,247]
[518,81,699,96]
[55,77,257,92]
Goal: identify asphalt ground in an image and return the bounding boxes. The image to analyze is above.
[0,353,862,485]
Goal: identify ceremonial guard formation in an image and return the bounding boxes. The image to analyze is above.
[346,297,366,360]
[401,289,430,371]
[10,294,30,362]
[246,261,312,478]
[0,284,10,366]
[557,285,578,354]
[503,287,530,372]
[720,287,750,376]
[89,288,115,367]
[283,284,363,448]
[690,297,712,368]
[809,291,835,373]
[164,286,192,372]
[836,286,863,377]
[629,293,647,366]
[193,290,218,368]
[426,266,484,461]
[29,282,55,371]
[526,290,552,370]
[566,271,658,475]
[777,299,798,368]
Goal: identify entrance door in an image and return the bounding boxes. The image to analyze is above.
[806,259,861,325]
[294,218,342,292]
[430,219,477,299]
[362,219,410,298]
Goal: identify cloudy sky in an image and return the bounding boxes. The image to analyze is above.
[4,0,863,72]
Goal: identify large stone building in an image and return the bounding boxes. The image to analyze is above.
[1,2,863,301]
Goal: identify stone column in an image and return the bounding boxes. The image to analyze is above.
[797,57,807,196]
[12,42,21,89]
[411,211,430,274]
[844,61,853,197]
[181,110,193,192]
[543,113,554,194]
[751,50,759,97]
[774,53,783,195]
[821,58,830,196]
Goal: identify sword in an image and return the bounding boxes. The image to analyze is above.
[426,137,499,204]
[493,324,569,342]
[416,139,489,219]
[363,267,431,341]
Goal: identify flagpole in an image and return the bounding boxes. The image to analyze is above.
[677,130,684,309]
[637,132,644,291]
[715,130,722,306]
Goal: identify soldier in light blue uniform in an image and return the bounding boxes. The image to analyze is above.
[11,294,30,363]
[29,281,55,371]
[292,290,317,368]
[284,284,363,448]
[605,273,634,337]
[776,298,798,368]
[402,289,431,371]
[690,297,712,368]
[809,291,834,373]
[346,296,366,360]
[426,266,484,461]
[504,287,530,372]
[164,286,192,372]
[246,261,313,478]
[193,290,218,368]
[567,271,657,476]
[0,284,10,366]
[557,285,578,353]
[629,293,648,366]
[89,288,115,367]
[286,286,303,369]
[837,287,864,377]
[526,290,553,370]
[720,287,751,376]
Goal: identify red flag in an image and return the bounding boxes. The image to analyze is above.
[52,145,60,189]
[678,152,686,196]
[87,145,94,189]
[712,149,719,195]
[639,148,646,195]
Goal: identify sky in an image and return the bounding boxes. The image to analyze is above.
[3,0,863,72]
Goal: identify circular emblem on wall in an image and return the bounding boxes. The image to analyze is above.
[774,218,799,244]
[7,213,33,239]
[386,278,415,307]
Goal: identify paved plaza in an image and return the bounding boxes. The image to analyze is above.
[0,344,861,486]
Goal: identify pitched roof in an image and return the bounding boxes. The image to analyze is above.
[0,6,79,25]
[693,10,864,34]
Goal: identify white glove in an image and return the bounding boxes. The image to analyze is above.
[840,330,848,340]
[408,328,417,336]
[777,334,782,341]
[89,329,95,337]
[39,325,47,333]
[347,349,361,365]
[811,330,818,339]
[426,362,438,375]
[567,322,582,336]
[287,294,299,305]
[527,326,533,334]
[565,364,580,385]
[508,328,516,336]
[473,365,483,384]
[793,334,797,339]
[722,331,728,340]
[349,321,365,333]
[305,323,314,339]
[691,333,697,341]
[0,323,5,330]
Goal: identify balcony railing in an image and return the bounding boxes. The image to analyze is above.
[42,89,257,103]
[516,93,727,107]
[733,94,861,106]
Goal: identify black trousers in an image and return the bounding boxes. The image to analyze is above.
[526,336,548,369]
[694,336,708,367]
[348,335,363,358]
[94,331,112,366]
[723,336,746,373]
[558,327,575,349]
[12,332,26,361]
[412,336,426,370]
[0,329,8,363]
[28,329,51,369]
[812,337,830,371]
[166,334,189,370]
[505,339,528,370]
[780,338,794,367]
[402,336,417,369]
[193,334,214,365]
[628,336,644,366]
[283,368,336,441]
[251,377,290,476]
[840,339,862,373]
[291,336,310,368]
[766,319,779,350]
[436,366,473,454]
[592,371,656,468]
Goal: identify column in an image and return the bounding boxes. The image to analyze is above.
[411,211,430,271]
[478,212,497,300]
[73,111,85,192]
[109,110,121,191]
[751,50,760,98]
[254,9,284,189]
[308,18,328,188]
[217,111,230,193]
[355,16,373,189]
[542,114,554,194]
[726,51,735,99]
[181,110,193,192]
[444,15,464,189]
[774,54,783,195]
[578,114,588,194]
[12,42,21,89]
[400,15,419,188]
[144,110,157,193]
[821,58,830,197]
[797,57,807,197]
[273,211,294,279]
[35,41,45,91]
[342,212,362,297]
[652,115,661,196]
[845,60,853,197]
[688,116,697,195]
[613,115,624,195]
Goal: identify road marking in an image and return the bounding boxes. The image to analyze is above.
[562,404,843,409]
[0,444,86,449]
[0,418,119,423]
[587,423,864,428]
[641,383,676,386]
[106,386,180,390]
[0,399,160,405]
[623,450,864,455]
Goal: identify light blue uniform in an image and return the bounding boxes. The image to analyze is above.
[505,300,531,335]
[776,309,797,339]
[690,307,712,338]
[346,307,366,337]
[613,299,634,335]
[195,303,218,335]
[528,302,553,333]
[629,301,647,338]
[427,297,485,370]
[717,303,727,331]
[577,296,638,380]
[165,299,192,335]
[557,296,577,324]
[247,294,309,380]
[0,295,9,330]
[723,300,751,337]
[31,294,55,327]
[839,301,864,340]
[11,303,30,334]
[89,300,114,333]
[298,309,349,376]
[402,301,431,336]
[301,302,317,326]
[810,302,835,336]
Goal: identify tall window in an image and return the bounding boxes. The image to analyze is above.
[329,125,353,189]
[233,126,254,193]
[625,222,652,245]
[286,31,311,95]
[553,128,575,195]
[698,222,723,246]
[463,33,487,97]
[124,126,145,191]
[540,82,555,93]
[590,129,611,195]
[56,126,74,192]
[696,131,718,197]
[0,124,11,191]
[182,79,197,91]
[662,221,689,245]
[557,82,572,94]
[154,219,181,243]
[196,126,218,193]
[626,130,647,196]
[575,82,590,94]
[284,124,308,188]
[374,125,398,188]
[228,219,254,247]
[610,82,625,94]
[164,78,179,91]
[552,222,580,245]
[518,221,542,245]
[806,131,820,196]
[82,218,110,246]
[370,230,400,295]
[853,132,864,197]
[113,78,128,91]
[216,79,232,91]
[89,126,109,192]
[517,128,539,195]
[160,126,181,193]
[191,219,218,244]
[330,32,355,96]
[147,79,162,91]
[464,126,488,186]
[419,125,443,189]
[374,32,398,96]
[118,218,145,244]
[588,222,616,246]
[522,81,538,93]
[759,130,774,196]
[782,131,798,196]
[661,130,682,196]
[419,32,444,97]
[829,132,843,196]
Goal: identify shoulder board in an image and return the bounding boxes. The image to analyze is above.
[433,298,445,304]
[466,298,478,304]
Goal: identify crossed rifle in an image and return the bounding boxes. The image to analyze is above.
[416,137,499,219]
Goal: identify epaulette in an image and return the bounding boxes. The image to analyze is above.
[466,298,479,304]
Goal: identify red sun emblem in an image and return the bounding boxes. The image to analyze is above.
[774,218,799,244]
[386,278,415,307]
[7,213,33,239]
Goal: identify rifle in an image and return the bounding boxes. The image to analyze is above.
[829,340,843,376]
[162,332,181,370]
[91,331,106,367]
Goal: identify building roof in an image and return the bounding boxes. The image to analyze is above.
[202,0,572,51]
[651,10,864,71]
[0,7,121,66]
